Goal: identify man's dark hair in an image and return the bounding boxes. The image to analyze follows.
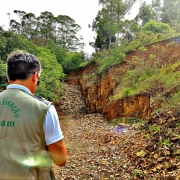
[7,50,41,81]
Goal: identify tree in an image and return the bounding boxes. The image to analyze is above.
[135,2,154,26]
[161,0,180,26]
[47,39,67,65]
[0,31,37,62]
[151,0,162,22]
[63,52,85,73]
[0,60,7,90]
[36,47,66,101]
[92,8,116,50]
[36,11,56,45]
[120,19,139,42]
[98,0,138,46]
[141,20,170,34]
[55,15,84,52]
[8,10,84,52]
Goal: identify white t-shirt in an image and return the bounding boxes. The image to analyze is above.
[7,84,64,145]
[44,105,64,145]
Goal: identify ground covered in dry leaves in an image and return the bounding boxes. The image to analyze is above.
[53,112,180,180]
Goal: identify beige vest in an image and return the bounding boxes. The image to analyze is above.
[0,88,55,180]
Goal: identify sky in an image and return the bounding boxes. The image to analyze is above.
[0,0,151,55]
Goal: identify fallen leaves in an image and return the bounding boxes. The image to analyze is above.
[136,150,146,157]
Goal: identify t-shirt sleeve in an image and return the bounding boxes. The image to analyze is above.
[43,105,64,145]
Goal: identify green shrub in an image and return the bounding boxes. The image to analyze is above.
[35,47,66,102]
[0,60,7,90]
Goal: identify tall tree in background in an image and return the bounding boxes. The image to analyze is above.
[120,19,139,42]
[99,0,115,48]
[99,0,138,45]
[37,11,56,45]
[9,10,38,40]
[135,2,154,26]
[8,10,84,52]
[151,0,162,22]
[161,0,180,26]
[92,8,116,50]
[55,15,84,52]
[92,0,138,50]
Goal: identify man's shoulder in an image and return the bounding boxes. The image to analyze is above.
[35,95,52,106]
[19,89,52,107]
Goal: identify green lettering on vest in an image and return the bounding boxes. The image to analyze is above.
[11,106,17,111]
[3,98,8,105]
[0,97,20,118]
[1,121,5,126]
[7,101,11,105]
[7,121,15,127]
[9,102,14,107]
[15,114,19,118]
[14,109,20,114]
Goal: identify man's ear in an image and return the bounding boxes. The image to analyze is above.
[31,72,37,83]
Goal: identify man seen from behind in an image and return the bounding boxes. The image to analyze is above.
[0,50,67,180]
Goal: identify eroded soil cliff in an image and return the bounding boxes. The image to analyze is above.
[64,36,180,121]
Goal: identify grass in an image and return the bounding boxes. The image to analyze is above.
[110,57,180,112]
[107,117,143,126]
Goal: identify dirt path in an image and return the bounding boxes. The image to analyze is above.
[53,113,147,180]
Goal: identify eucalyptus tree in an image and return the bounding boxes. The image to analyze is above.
[36,11,57,45]
[161,0,180,27]
[55,15,84,52]
[8,10,84,52]
[120,19,139,42]
[135,1,154,26]
[92,8,116,50]
[151,0,162,22]
[9,10,38,40]
[98,0,138,47]
[9,10,27,35]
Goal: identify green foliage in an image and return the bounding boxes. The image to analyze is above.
[0,60,7,90]
[141,20,171,34]
[47,39,68,65]
[0,31,38,61]
[160,138,171,147]
[149,54,156,59]
[63,52,84,73]
[35,47,66,102]
[92,8,116,50]
[138,46,147,52]
[122,87,132,97]
[112,56,180,113]
[0,31,66,102]
[160,91,180,112]
[108,117,143,126]
[135,2,154,26]
[95,48,125,74]
[149,125,162,134]
[9,10,84,52]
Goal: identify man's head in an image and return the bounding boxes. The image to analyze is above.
[7,50,41,94]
